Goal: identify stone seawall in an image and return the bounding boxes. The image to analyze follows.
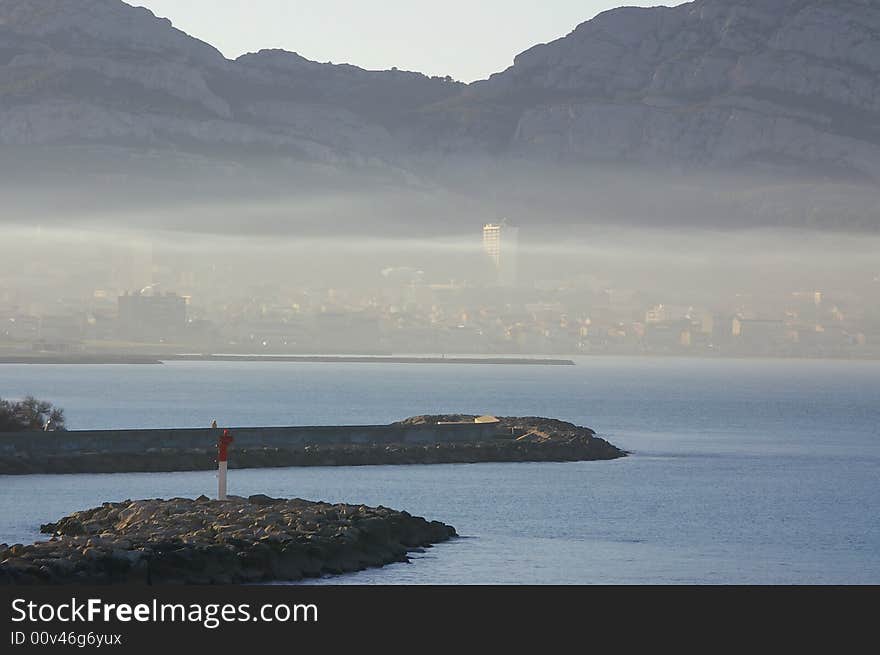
[0,416,627,474]
[0,422,501,457]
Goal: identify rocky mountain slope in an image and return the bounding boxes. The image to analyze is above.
[0,0,460,160]
[464,0,880,180]
[1,0,878,230]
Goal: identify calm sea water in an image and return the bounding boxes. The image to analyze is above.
[1,357,878,584]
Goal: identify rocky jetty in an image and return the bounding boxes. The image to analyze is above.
[0,495,456,584]
[0,416,626,474]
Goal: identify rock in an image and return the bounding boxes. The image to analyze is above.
[82,547,103,561]
[247,494,283,506]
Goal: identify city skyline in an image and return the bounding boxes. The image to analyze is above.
[1,221,875,361]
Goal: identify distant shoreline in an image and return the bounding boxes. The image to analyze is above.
[0,354,575,366]
[2,352,878,365]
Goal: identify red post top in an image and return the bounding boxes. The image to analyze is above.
[218,429,234,462]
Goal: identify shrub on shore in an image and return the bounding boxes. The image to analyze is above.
[0,396,66,431]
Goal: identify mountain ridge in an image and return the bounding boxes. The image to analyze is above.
[1,0,878,232]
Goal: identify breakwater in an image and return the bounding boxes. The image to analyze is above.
[0,495,456,584]
[0,416,626,474]
[0,354,575,365]
[0,421,501,457]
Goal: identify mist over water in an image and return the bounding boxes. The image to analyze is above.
[2,222,878,313]
[3,145,878,327]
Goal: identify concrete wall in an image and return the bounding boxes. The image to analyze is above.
[0,422,503,457]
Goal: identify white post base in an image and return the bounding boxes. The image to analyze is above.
[218,460,228,500]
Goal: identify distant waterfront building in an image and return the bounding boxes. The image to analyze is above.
[731,317,788,353]
[117,290,186,342]
[482,219,519,287]
[645,304,695,324]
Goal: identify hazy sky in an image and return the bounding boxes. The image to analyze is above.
[133,0,686,82]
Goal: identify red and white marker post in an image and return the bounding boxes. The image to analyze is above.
[217,429,234,500]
